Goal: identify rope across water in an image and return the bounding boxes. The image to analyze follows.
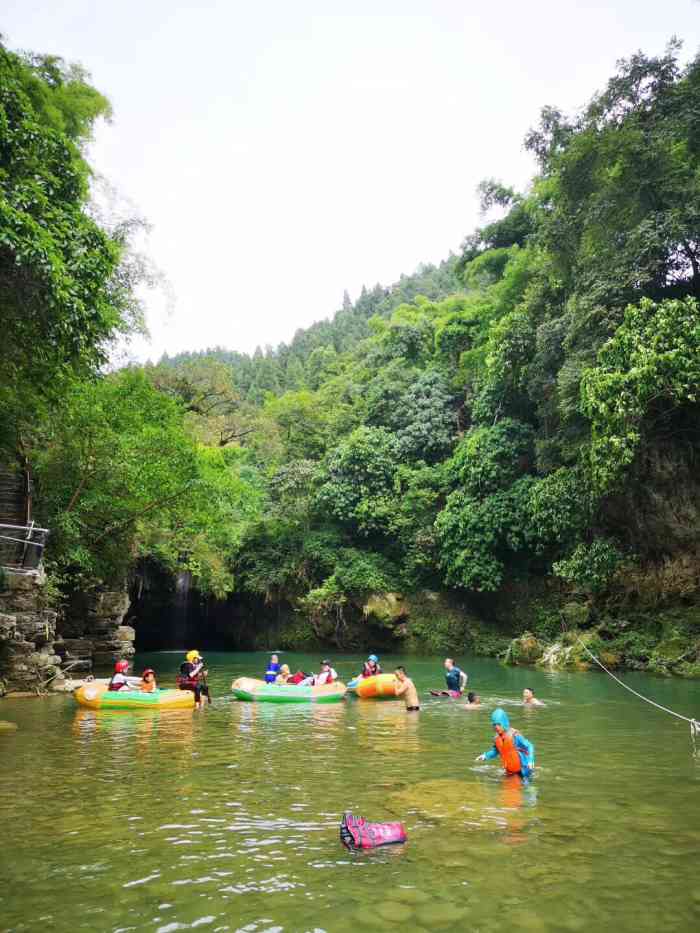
[577,637,700,755]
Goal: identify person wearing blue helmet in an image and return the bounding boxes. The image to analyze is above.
[361,654,382,678]
[476,708,535,778]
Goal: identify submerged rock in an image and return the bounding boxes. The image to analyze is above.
[504,631,543,666]
[0,720,18,731]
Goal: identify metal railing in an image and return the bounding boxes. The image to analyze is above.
[0,522,49,571]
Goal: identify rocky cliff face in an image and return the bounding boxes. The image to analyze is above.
[57,590,134,671]
[0,567,60,694]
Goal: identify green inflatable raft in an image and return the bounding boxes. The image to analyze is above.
[231,676,347,704]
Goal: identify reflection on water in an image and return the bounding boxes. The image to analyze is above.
[1,651,700,932]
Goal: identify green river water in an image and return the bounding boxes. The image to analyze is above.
[1,651,700,932]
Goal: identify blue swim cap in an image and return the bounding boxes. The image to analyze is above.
[491,708,510,730]
[368,654,378,663]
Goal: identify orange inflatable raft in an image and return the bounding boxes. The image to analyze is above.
[347,673,399,699]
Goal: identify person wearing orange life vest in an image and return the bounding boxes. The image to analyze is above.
[476,708,534,778]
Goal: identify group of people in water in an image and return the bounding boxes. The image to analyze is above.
[107,649,542,777]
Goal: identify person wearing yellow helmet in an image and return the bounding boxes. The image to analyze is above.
[177,649,210,708]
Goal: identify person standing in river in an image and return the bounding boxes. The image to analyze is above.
[431,658,467,697]
[394,666,420,711]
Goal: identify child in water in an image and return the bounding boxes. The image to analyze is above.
[476,708,534,778]
[463,692,481,708]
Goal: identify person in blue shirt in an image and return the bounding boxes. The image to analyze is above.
[476,708,535,778]
[430,658,467,697]
[265,654,280,684]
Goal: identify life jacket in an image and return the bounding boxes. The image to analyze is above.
[177,661,201,689]
[265,662,280,684]
[495,731,523,774]
[340,812,406,849]
[287,671,308,685]
[362,663,381,678]
[108,674,129,692]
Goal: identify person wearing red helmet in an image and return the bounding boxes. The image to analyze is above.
[140,668,157,693]
[108,659,136,691]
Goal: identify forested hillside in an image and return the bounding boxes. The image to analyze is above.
[3,38,700,673]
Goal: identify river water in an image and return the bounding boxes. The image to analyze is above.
[1,652,699,932]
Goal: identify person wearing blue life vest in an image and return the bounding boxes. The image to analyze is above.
[265,654,280,684]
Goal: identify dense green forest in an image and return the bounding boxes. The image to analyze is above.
[3,37,700,672]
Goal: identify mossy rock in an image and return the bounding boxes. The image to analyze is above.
[560,602,590,629]
[388,779,491,821]
[504,631,543,666]
[363,593,408,626]
[0,720,18,732]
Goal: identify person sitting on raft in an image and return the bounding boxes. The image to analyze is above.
[314,660,338,685]
[476,708,534,778]
[265,654,281,684]
[140,668,157,693]
[108,660,140,691]
[275,664,291,684]
[301,660,338,687]
[464,691,481,708]
[177,649,210,709]
[431,658,467,697]
[361,654,382,678]
[523,687,545,707]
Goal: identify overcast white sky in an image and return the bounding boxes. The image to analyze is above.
[4,1,700,361]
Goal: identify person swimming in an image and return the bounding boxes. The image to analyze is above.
[522,687,545,707]
[464,691,481,708]
[476,708,535,778]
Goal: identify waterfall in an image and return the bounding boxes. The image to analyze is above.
[172,570,192,649]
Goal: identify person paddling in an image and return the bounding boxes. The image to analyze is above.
[476,708,534,778]
[177,649,210,709]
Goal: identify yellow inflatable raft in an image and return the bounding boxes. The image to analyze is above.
[348,673,399,699]
[74,682,195,711]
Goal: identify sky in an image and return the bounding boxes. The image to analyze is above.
[4,1,700,361]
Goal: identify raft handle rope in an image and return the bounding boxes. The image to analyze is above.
[577,637,700,756]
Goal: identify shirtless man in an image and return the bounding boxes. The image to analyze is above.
[394,667,419,712]
[522,687,545,707]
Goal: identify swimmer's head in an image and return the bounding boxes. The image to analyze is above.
[523,688,534,702]
[467,692,479,704]
[395,666,407,681]
[491,708,510,734]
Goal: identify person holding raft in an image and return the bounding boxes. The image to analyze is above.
[177,649,210,709]
[394,666,420,712]
[431,658,467,697]
[476,708,534,778]
[265,654,281,684]
[361,654,382,678]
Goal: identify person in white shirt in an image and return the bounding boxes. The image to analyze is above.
[314,660,338,686]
